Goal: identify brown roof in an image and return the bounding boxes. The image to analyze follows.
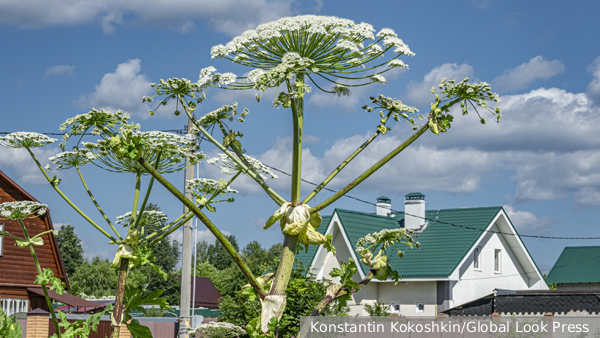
[0,169,70,289]
[27,287,101,308]
[181,276,222,309]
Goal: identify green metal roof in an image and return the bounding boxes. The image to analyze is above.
[405,192,425,197]
[545,246,600,284]
[298,207,504,278]
[377,196,391,200]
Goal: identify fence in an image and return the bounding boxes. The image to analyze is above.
[18,313,188,338]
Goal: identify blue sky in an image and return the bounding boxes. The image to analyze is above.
[1,0,599,273]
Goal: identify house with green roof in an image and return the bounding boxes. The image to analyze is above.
[546,246,600,290]
[297,193,548,317]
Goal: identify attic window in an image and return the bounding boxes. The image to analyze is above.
[474,246,481,270]
[0,223,4,256]
[494,249,502,273]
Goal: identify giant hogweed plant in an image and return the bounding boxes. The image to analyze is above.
[0,120,240,337]
[139,14,501,336]
[0,14,501,338]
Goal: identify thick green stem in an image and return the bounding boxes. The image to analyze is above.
[137,157,268,299]
[76,166,123,240]
[270,75,306,298]
[134,152,161,235]
[18,219,61,338]
[26,148,118,242]
[110,258,129,338]
[302,111,391,205]
[288,75,304,206]
[177,96,286,206]
[131,173,142,225]
[312,123,430,213]
[269,234,297,296]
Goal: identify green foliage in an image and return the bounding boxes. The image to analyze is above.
[363,301,391,316]
[121,285,173,337]
[329,259,359,307]
[219,261,348,338]
[194,322,246,338]
[56,224,85,276]
[0,308,22,338]
[35,268,66,295]
[69,256,118,298]
[126,319,153,338]
[49,305,113,338]
[123,285,172,320]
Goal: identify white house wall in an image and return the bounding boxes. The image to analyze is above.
[452,222,542,308]
[347,282,438,317]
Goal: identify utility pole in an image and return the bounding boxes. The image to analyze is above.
[178,119,194,338]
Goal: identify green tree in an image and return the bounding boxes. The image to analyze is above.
[219,262,347,338]
[144,203,181,272]
[195,240,211,265]
[69,256,117,299]
[266,243,282,262]
[208,234,239,270]
[364,301,391,316]
[56,224,84,277]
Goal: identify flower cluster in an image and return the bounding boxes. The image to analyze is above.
[431,78,502,124]
[193,322,245,338]
[204,15,414,97]
[186,178,238,197]
[46,149,95,170]
[355,228,418,282]
[208,153,278,180]
[143,78,208,117]
[0,201,47,220]
[82,131,204,174]
[361,95,421,133]
[115,210,168,228]
[59,109,131,146]
[0,132,57,149]
[194,103,249,130]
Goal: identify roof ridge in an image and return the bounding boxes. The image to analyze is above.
[334,208,398,220]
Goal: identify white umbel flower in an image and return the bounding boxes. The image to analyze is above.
[0,201,47,220]
[0,132,57,148]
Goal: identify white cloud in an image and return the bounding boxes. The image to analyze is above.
[0,146,60,185]
[586,55,600,106]
[492,56,565,93]
[574,187,600,207]
[405,63,474,106]
[197,76,600,208]
[503,205,554,234]
[45,64,75,77]
[75,59,154,118]
[0,0,307,36]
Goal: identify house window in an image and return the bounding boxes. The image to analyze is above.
[415,302,425,314]
[1,298,28,317]
[0,223,4,256]
[474,246,481,270]
[494,249,502,273]
[389,302,400,314]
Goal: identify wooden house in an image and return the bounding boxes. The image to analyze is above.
[0,169,69,316]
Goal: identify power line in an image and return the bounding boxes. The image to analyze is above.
[264,164,600,241]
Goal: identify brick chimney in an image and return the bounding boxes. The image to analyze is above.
[404,192,425,229]
[376,196,392,216]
